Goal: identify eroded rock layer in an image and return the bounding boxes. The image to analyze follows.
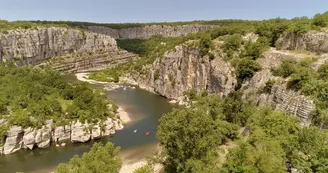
[86,25,217,39]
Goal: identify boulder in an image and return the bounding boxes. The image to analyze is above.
[91,123,102,140]
[71,121,91,143]
[102,118,115,136]
[23,127,36,150]
[53,125,71,143]
[35,120,52,148]
[3,126,23,154]
[113,119,124,131]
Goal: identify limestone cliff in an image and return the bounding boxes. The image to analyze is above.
[86,25,217,39]
[128,45,316,126]
[127,45,236,99]
[243,49,317,126]
[0,27,135,72]
[280,29,328,53]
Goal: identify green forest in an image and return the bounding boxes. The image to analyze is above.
[0,64,115,135]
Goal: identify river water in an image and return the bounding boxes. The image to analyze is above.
[0,75,175,173]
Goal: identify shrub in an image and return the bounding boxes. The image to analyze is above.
[224,34,242,51]
[272,59,297,77]
[236,58,261,80]
[263,79,275,94]
[244,37,269,59]
[313,11,328,27]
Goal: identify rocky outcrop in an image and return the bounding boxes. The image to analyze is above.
[23,127,36,150]
[113,119,124,131]
[71,121,91,143]
[129,45,235,99]
[0,115,121,154]
[49,50,135,73]
[53,125,71,143]
[208,55,236,96]
[3,126,23,154]
[35,120,53,148]
[91,124,101,140]
[102,118,116,136]
[86,25,217,39]
[132,45,210,98]
[280,30,328,53]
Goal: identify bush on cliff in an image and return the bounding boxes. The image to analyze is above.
[313,11,328,27]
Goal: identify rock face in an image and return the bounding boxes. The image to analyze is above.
[133,45,211,98]
[113,119,124,131]
[280,30,328,53]
[91,124,101,140]
[86,25,217,39]
[131,45,236,99]
[0,27,135,72]
[50,50,135,73]
[53,125,71,143]
[23,127,36,150]
[0,116,123,154]
[0,27,117,65]
[102,118,115,136]
[71,121,91,143]
[3,126,23,154]
[208,56,236,96]
[35,120,53,148]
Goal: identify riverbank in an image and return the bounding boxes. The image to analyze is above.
[120,144,163,173]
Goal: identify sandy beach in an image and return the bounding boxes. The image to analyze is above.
[117,106,131,124]
[120,160,163,173]
[75,72,110,84]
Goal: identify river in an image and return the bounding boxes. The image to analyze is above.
[0,74,175,173]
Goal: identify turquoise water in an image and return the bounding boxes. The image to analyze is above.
[0,75,175,173]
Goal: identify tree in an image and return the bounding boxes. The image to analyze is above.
[236,58,261,81]
[244,37,269,59]
[224,34,242,51]
[157,108,236,172]
[285,127,328,172]
[313,12,328,27]
[222,129,287,173]
[56,142,122,173]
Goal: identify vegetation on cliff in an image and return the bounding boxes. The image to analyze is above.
[0,20,70,33]
[157,93,328,172]
[30,19,254,29]
[0,65,115,129]
[272,58,328,128]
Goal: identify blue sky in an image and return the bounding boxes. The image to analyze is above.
[0,0,327,23]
